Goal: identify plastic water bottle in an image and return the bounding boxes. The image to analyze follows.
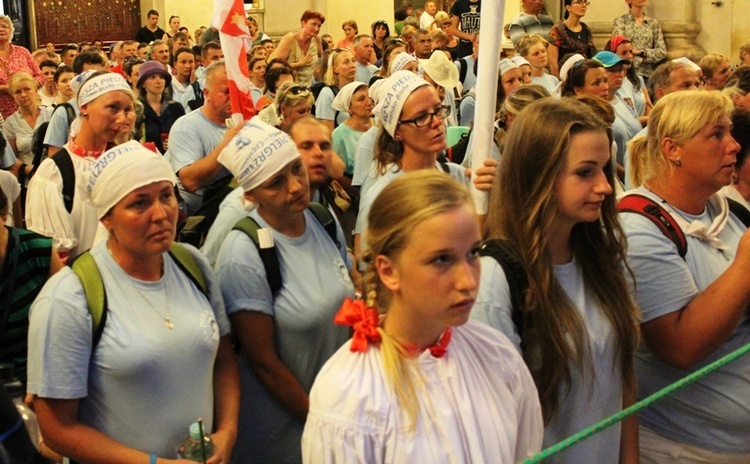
[180,421,214,462]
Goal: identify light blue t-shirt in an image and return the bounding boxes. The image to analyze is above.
[315,87,349,127]
[332,123,366,177]
[455,55,477,92]
[352,125,379,188]
[459,91,475,127]
[42,99,80,148]
[620,187,750,454]
[215,208,354,464]
[168,109,228,215]
[617,76,647,117]
[27,241,229,458]
[531,74,559,95]
[610,95,642,167]
[355,62,377,84]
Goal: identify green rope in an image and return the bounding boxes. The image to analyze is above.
[521,342,750,464]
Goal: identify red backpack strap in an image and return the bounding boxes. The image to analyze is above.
[617,194,688,259]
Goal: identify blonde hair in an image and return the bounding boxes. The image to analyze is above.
[275,81,314,116]
[434,11,450,25]
[698,53,729,80]
[629,90,734,187]
[363,170,473,429]
[495,84,550,147]
[485,98,639,423]
[323,49,353,87]
[8,72,38,93]
[516,34,548,58]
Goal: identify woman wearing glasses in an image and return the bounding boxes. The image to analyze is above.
[548,0,597,78]
[354,71,496,263]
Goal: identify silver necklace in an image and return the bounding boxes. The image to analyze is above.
[107,242,174,329]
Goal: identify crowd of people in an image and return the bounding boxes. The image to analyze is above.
[1,0,750,463]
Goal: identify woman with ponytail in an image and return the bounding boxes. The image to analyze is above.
[474,98,640,463]
[302,170,543,462]
[622,90,750,463]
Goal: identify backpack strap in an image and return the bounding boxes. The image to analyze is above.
[70,252,108,348]
[458,57,467,85]
[70,244,208,349]
[617,193,687,259]
[727,197,750,228]
[308,202,340,249]
[478,239,528,347]
[60,102,76,129]
[233,217,283,296]
[232,204,341,296]
[51,149,75,214]
[167,242,207,296]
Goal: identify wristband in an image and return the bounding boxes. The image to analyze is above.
[149,455,157,464]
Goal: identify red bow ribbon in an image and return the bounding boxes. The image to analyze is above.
[334,298,382,353]
[401,328,453,358]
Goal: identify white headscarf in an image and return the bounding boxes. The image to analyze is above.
[218,120,300,197]
[79,140,176,219]
[332,82,369,113]
[70,72,134,138]
[390,52,418,74]
[373,70,430,137]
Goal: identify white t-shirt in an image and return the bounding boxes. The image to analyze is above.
[25,145,98,257]
[27,241,229,458]
[3,110,35,165]
[473,256,625,463]
[302,320,544,463]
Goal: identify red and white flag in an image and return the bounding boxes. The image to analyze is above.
[212,0,255,123]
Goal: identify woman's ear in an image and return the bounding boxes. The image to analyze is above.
[243,190,257,205]
[375,254,401,293]
[661,136,681,164]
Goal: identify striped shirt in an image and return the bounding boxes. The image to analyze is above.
[0,227,52,384]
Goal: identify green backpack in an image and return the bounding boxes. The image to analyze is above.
[70,242,207,348]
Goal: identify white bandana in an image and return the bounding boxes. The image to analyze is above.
[667,194,731,251]
[79,140,177,219]
[332,82,369,113]
[78,72,134,107]
[218,120,300,193]
[390,52,418,74]
[373,70,430,137]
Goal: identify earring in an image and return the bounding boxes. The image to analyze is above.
[81,112,88,118]
[674,159,682,167]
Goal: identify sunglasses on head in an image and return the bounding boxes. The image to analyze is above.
[289,86,311,96]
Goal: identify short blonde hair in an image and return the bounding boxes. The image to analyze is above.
[516,34,548,57]
[275,81,314,116]
[8,72,37,93]
[0,16,14,37]
[629,90,734,186]
[698,53,729,80]
[434,11,450,25]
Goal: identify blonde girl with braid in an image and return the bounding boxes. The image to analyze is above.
[302,170,543,463]
[473,98,640,463]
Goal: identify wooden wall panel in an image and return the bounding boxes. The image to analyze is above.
[33,0,141,46]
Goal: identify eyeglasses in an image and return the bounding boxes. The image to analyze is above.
[289,85,311,96]
[399,106,451,127]
[571,0,590,5]
[124,55,141,64]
